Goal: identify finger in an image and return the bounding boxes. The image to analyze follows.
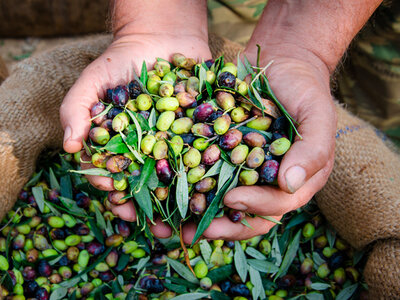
[111,202,136,222]
[203,216,280,240]
[80,151,114,191]
[224,160,333,216]
[60,66,104,153]
[277,97,336,194]
[182,216,280,244]
[150,217,173,239]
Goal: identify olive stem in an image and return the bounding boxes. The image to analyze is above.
[0,208,21,232]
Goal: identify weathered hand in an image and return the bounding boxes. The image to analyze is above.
[182,51,336,243]
[60,32,211,237]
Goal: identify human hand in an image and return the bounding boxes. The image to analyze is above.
[60,3,211,237]
[181,48,336,243]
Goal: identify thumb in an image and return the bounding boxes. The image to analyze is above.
[277,98,336,194]
[60,67,105,153]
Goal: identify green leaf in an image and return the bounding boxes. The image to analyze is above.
[247,259,279,274]
[146,169,159,191]
[148,108,157,129]
[176,158,189,219]
[271,235,282,267]
[119,130,144,163]
[326,225,336,249]
[133,186,153,221]
[199,240,212,265]
[249,265,265,300]
[312,252,326,268]
[259,216,282,225]
[234,241,248,282]
[140,60,148,87]
[305,293,324,300]
[49,287,68,300]
[133,256,150,272]
[237,53,248,80]
[285,211,312,229]
[95,206,106,230]
[335,283,359,300]
[88,218,104,244]
[126,130,138,146]
[125,110,144,154]
[49,168,60,190]
[163,282,188,294]
[245,247,267,260]
[310,282,331,291]
[217,162,235,191]
[58,197,87,216]
[60,174,73,200]
[31,186,45,213]
[275,229,302,278]
[202,160,223,179]
[82,137,92,156]
[171,293,208,300]
[116,253,130,272]
[191,178,233,246]
[132,158,156,193]
[104,134,130,153]
[211,290,231,300]
[199,65,207,93]
[69,168,111,177]
[24,170,43,188]
[205,81,213,98]
[241,218,254,229]
[243,55,255,74]
[166,257,199,284]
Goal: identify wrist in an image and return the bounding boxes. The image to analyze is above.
[111,0,208,42]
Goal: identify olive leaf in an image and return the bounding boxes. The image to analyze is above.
[103,134,130,154]
[140,60,148,88]
[234,241,248,283]
[31,186,45,213]
[217,161,235,191]
[49,167,60,190]
[237,53,249,81]
[176,156,189,219]
[275,229,302,279]
[166,257,199,284]
[69,168,111,177]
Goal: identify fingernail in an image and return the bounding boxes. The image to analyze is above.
[63,126,72,146]
[285,166,306,193]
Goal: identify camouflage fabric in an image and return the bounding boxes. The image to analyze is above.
[208,0,266,45]
[335,2,400,146]
[209,0,400,146]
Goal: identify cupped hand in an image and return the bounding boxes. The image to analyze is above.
[60,32,211,236]
[182,50,337,244]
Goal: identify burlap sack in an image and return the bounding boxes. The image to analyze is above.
[0,0,108,37]
[0,56,7,84]
[0,34,399,296]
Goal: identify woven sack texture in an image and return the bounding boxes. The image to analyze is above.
[364,239,400,299]
[0,33,399,296]
[0,0,108,37]
[0,56,7,84]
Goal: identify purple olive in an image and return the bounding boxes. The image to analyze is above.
[193,103,215,122]
[156,159,173,184]
[112,85,129,107]
[90,102,106,125]
[202,144,221,165]
[218,72,236,88]
[260,160,279,183]
[219,129,243,150]
[190,193,207,215]
[228,210,245,223]
[128,80,142,99]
